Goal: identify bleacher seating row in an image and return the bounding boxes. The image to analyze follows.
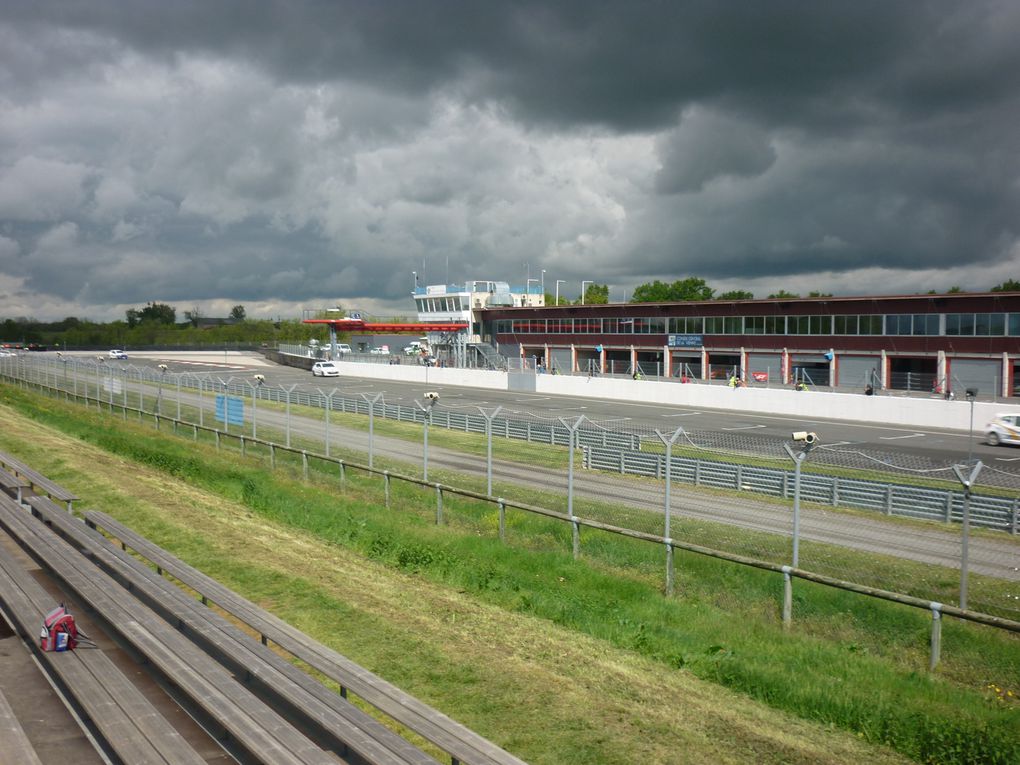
[0,448,526,765]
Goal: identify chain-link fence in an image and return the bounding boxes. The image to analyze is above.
[3,353,1018,621]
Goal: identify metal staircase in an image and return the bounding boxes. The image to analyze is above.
[469,342,507,370]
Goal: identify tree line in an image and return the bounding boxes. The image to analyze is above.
[554,277,1020,305]
[1,302,329,349]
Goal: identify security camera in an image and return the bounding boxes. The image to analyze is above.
[424,391,439,401]
[157,364,168,371]
[791,431,817,445]
[253,374,265,383]
[965,387,978,398]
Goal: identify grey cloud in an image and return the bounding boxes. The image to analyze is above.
[1,1,1019,321]
[655,109,776,194]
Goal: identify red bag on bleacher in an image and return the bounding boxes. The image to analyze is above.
[40,605,79,652]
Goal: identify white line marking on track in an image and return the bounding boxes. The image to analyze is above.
[879,433,925,440]
[994,457,1020,462]
[662,411,702,417]
[721,424,767,431]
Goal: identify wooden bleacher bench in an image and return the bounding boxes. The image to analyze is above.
[0,451,78,511]
[0,686,44,765]
[0,496,338,765]
[87,510,529,765]
[0,468,27,506]
[27,495,438,765]
[0,516,206,765]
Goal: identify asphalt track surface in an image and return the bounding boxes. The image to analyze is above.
[115,350,1017,467]
[47,351,1018,589]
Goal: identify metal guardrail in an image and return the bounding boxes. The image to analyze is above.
[584,446,1020,533]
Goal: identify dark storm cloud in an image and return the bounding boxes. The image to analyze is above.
[1,1,1019,320]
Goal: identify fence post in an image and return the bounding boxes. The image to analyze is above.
[302,451,309,482]
[832,476,839,506]
[782,566,793,628]
[945,492,953,523]
[929,602,943,671]
[193,424,198,441]
[695,459,702,487]
[498,498,506,542]
[1011,498,1018,535]
[384,472,390,508]
[665,542,674,597]
[339,460,346,489]
[215,431,220,450]
[270,444,276,470]
[885,485,893,515]
[240,435,246,457]
[735,464,743,492]
[435,484,443,524]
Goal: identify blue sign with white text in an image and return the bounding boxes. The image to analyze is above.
[215,395,245,426]
[668,334,703,348]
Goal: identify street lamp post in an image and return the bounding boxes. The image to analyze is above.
[581,280,593,304]
[541,269,546,294]
[555,280,566,306]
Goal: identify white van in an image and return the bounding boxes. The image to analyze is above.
[335,343,352,355]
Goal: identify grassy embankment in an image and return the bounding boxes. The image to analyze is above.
[0,387,1017,763]
[138,383,1018,616]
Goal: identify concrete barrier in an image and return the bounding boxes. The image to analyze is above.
[535,374,1007,432]
[303,356,1010,432]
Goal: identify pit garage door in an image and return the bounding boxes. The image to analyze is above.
[949,358,1002,397]
[790,354,830,386]
[746,353,782,384]
[550,348,573,373]
[838,355,881,388]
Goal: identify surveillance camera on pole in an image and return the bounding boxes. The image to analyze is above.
[253,374,265,385]
[791,431,817,445]
[424,391,440,406]
[157,363,168,372]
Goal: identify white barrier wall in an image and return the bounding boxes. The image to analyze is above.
[319,358,1006,432]
[335,361,508,390]
[535,375,1005,432]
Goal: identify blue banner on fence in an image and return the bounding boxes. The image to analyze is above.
[215,395,245,425]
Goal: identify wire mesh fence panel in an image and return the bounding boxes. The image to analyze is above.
[6,355,1020,621]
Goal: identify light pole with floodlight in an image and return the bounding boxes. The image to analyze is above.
[581,280,593,304]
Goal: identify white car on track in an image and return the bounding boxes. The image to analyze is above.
[984,413,1020,446]
[311,361,341,377]
[108,349,128,359]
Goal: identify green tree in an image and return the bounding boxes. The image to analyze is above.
[577,283,609,305]
[807,291,833,298]
[717,290,754,300]
[991,279,1020,292]
[230,304,247,321]
[947,286,963,293]
[138,302,176,324]
[125,308,140,328]
[631,277,714,302]
[767,290,800,299]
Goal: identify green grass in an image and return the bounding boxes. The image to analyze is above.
[2,385,1018,764]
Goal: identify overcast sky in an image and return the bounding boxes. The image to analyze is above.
[2,1,1019,322]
